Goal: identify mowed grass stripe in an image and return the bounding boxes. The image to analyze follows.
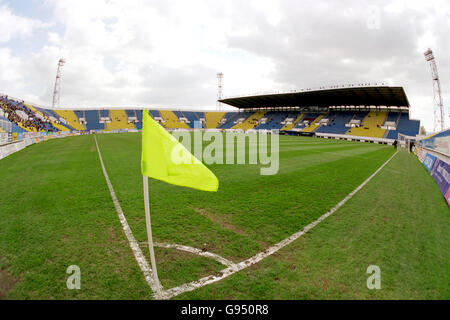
[0,135,151,299]
[175,151,450,299]
[2,133,446,299]
[96,133,394,261]
[278,145,390,174]
[0,135,227,298]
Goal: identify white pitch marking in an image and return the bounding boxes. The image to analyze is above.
[158,151,399,300]
[94,135,160,293]
[153,242,236,268]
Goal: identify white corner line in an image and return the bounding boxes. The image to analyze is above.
[94,135,160,293]
[158,150,399,300]
[154,242,236,268]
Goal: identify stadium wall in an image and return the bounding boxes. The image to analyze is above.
[415,128,450,206]
[1,94,421,142]
[314,132,394,144]
[419,129,450,158]
[0,131,77,160]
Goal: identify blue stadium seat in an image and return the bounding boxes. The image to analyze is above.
[218,112,253,129]
[352,111,369,121]
[35,107,76,131]
[135,110,143,129]
[385,113,420,139]
[0,115,26,133]
[255,111,298,130]
[99,110,109,118]
[293,113,319,130]
[149,110,161,118]
[315,112,354,134]
[84,110,105,130]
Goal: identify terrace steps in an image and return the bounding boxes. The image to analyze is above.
[159,110,189,129]
[105,110,136,131]
[281,113,304,131]
[25,104,70,132]
[54,110,86,130]
[232,111,266,131]
[205,112,226,129]
[347,111,387,138]
[302,114,326,132]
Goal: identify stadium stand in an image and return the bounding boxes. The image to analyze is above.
[35,107,76,131]
[159,110,189,128]
[125,109,139,125]
[125,110,135,118]
[217,112,234,129]
[352,111,369,121]
[0,96,54,132]
[302,114,326,132]
[135,110,143,130]
[182,111,204,128]
[385,113,420,139]
[281,113,304,131]
[232,111,266,130]
[385,112,400,124]
[347,111,387,138]
[148,110,162,119]
[172,111,204,128]
[219,111,253,129]
[205,111,226,128]
[315,112,354,134]
[292,113,318,130]
[256,111,299,130]
[84,110,105,130]
[106,110,136,131]
[0,86,420,144]
[54,110,86,131]
[74,110,86,123]
[99,110,109,118]
[0,114,25,133]
[25,104,72,131]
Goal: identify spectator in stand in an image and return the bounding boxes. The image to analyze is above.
[0,98,52,132]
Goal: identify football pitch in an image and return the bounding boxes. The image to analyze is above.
[0,133,448,299]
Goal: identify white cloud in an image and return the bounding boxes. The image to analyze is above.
[40,0,281,108]
[47,32,61,44]
[0,48,25,94]
[0,0,448,131]
[0,3,50,43]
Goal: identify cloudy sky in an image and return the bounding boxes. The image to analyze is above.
[0,0,448,132]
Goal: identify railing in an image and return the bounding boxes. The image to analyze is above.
[222,82,390,100]
[314,132,395,144]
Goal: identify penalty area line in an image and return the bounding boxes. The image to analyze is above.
[158,150,399,300]
[94,135,160,294]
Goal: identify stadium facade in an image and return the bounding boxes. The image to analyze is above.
[1,86,420,145]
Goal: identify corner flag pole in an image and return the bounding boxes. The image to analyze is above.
[143,175,162,295]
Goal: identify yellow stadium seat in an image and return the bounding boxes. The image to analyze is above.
[25,104,71,131]
[347,111,387,138]
[105,110,136,131]
[205,112,226,129]
[159,110,189,129]
[54,110,86,131]
[282,113,304,130]
[302,114,326,132]
[232,111,266,131]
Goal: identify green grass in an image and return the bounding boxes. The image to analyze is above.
[0,133,448,299]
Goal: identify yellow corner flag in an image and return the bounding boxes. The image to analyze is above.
[141,110,219,192]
